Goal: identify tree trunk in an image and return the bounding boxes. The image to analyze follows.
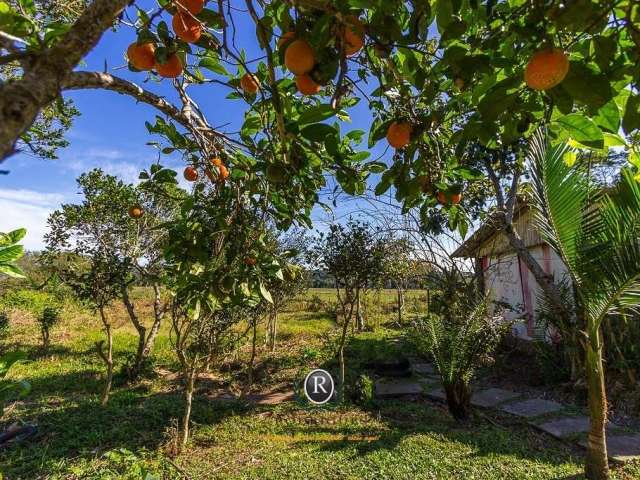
[356,288,364,331]
[180,367,197,449]
[397,287,404,323]
[244,319,258,397]
[270,310,278,352]
[585,326,609,480]
[41,327,49,351]
[96,307,113,406]
[337,301,355,402]
[0,0,130,161]
[444,379,472,422]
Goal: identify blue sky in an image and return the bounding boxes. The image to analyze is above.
[0,2,406,250]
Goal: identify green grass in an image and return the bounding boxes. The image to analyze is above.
[1,287,639,479]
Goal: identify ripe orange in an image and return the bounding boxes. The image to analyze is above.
[278,31,295,49]
[172,12,202,43]
[284,39,315,75]
[342,16,365,56]
[211,157,223,167]
[218,164,229,181]
[155,54,183,78]
[127,42,156,71]
[174,0,204,14]
[128,205,144,219]
[454,77,465,90]
[240,73,260,94]
[386,121,412,149]
[184,166,198,182]
[244,256,257,266]
[437,191,462,205]
[524,48,569,91]
[295,74,321,95]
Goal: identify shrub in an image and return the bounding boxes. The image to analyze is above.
[0,311,9,340]
[38,306,60,350]
[412,298,509,422]
[354,374,374,406]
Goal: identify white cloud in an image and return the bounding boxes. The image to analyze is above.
[0,188,68,251]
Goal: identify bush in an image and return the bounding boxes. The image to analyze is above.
[412,298,510,422]
[354,374,374,406]
[0,311,9,340]
[306,294,326,312]
[0,289,56,316]
[38,306,60,350]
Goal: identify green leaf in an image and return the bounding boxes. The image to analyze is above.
[300,123,337,142]
[298,105,337,125]
[0,228,26,247]
[259,282,273,303]
[435,0,453,33]
[0,263,24,278]
[199,57,228,75]
[594,100,620,133]
[0,244,24,263]
[622,95,640,135]
[560,62,612,109]
[554,114,604,149]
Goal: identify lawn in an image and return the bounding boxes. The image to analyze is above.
[1,288,639,479]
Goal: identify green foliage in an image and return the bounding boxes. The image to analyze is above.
[0,228,26,278]
[0,310,9,340]
[0,350,30,412]
[0,288,58,316]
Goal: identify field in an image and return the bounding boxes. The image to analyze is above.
[1,288,639,479]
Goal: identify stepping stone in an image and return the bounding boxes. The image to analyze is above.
[425,387,446,402]
[471,388,521,408]
[538,416,591,438]
[501,398,563,418]
[374,379,423,398]
[248,391,295,405]
[579,433,640,463]
[411,363,435,375]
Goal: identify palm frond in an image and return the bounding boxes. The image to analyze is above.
[527,129,591,282]
[581,169,640,325]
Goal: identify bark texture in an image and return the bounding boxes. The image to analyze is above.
[0,0,130,160]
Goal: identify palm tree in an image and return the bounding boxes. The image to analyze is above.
[527,130,640,480]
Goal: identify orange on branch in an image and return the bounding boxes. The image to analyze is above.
[155,54,183,78]
[128,205,144,219]
[172,12,202,43]
[184,166,198,182]
[244,257,257,266]
[284,39,315,75]
[240,73,260,94]
[524,48,569,91]
[210,157,223,167]
[174,0,204,14]
[342,16,365,56]
[218,164,229,181]
[278,31,295,49]
[386,121,412,149]
[295,74,321,95]
[127,42,156,71]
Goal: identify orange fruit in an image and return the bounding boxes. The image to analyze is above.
[127,42,156,71]
[211,157,223,167]
[437,191,462,205]
[454,77,465,90]
[128,205,144,219]
[386,121,412,149]
[342,16,365,56]
[284,39,315,75]
[278,31,296,49]
[184,166,198,182]
[172,12,202,43]
[174,0,204,14]
[244,257,257,266]
[218,164,229,181]
[295,74,321,95]
[240,73,260,94]
[524,48,569,91]
[155,54,183,78]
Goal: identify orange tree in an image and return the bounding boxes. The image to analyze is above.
[1,0,639,476]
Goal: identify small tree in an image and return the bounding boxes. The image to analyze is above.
[37,306,60,352]
[383,237,415,324]
[314,220,387,400]
[413,289,508,421]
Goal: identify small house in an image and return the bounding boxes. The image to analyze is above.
[452,204,569,340]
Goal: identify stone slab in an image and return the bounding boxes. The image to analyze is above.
[411,363,435,375]
[249,391,295,405]
[425,387,446,402]
[374,379,423,398]
[470,388,521,408]
[579,433,640,463]
[538,416,590,438]
[500,398,563,418]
